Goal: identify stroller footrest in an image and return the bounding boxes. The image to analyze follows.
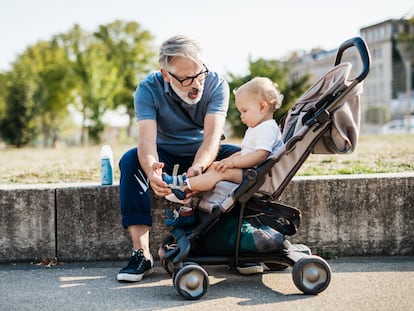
[289,243,312,255]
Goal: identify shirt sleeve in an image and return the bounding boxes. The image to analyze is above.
[253,121,280,152]
[205,73,229,116]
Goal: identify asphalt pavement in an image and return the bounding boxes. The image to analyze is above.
[1,256,413,311]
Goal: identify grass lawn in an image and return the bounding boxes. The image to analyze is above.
[0,134,413,185]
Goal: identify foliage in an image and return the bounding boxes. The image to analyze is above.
[57,21,157,143]
[0,20,156,147]
[396,17,414,60]
[0,73,7,121]
[227,58,310,137]
[93,20,157,131]
[23,40,73,146]
[57,24,120,143]
[397,15,414,42]
[0,67,37,146]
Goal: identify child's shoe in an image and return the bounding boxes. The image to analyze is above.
[164,207,196,227]
[162,172,188,200]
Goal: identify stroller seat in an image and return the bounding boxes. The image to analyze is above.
[158,37,371,300]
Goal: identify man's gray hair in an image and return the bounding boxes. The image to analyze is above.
[159,35,204,69]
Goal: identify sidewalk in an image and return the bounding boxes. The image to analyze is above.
[1,256,413,311]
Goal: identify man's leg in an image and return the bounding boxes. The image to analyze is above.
[117,147,154,282]
[216,144,241,161]
[128,224,151,259]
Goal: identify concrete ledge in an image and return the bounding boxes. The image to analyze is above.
[0,187,55,262]
[56,185,129,261]
[0,172,413,263]
[282,173,414,256]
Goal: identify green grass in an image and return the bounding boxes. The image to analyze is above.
[296,134,414,176]
[0,134,413,184]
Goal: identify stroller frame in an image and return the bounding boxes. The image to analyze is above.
[159,37,371,300]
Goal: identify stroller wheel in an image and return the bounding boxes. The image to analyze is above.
[292,255,331,295]
[173,264,209,300]
[159,235,178,276]
[161,259,174,276]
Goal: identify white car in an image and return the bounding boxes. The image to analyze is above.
[380,117,414,134]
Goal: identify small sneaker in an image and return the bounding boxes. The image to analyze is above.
[237,263,264,275]
[162,172,187,200]
[164,207,196,227]
[165,193,187,204]
[117,249,154,282]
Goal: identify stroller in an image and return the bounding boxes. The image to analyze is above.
[158,37,371,300]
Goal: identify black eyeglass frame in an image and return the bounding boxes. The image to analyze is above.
[167,64,209,87]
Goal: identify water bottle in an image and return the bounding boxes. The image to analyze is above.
[100,145,113,185]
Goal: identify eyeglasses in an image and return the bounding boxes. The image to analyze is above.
[168,65,209,87]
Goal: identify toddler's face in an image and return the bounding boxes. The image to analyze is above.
[235,92,263,128]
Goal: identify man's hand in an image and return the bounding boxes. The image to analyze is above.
[149,162,170,197]
[186,165,203,178]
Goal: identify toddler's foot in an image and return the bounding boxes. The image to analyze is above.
[162,172,188,200]
[164,207,196,227]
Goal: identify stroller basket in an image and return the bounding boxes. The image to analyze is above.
[159,37,371,300]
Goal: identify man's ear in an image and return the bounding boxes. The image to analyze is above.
[161,68,170,82]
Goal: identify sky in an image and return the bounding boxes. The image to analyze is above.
[1,0,413,76]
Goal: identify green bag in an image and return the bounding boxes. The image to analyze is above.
[198,214,285,253]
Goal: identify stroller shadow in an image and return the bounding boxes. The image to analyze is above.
[132,265,314,308]
[112,266,315,310]
[204,266,312,306]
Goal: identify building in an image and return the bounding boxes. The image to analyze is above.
[288,16,414,126]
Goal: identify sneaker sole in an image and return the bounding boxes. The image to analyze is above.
[117,268,153,282]
[237,265,264,275]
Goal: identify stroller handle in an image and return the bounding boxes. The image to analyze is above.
[334,36,371,82]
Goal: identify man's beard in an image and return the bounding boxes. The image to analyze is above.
[170,82,203,105]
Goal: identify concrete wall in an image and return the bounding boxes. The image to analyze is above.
[0,173,413,263]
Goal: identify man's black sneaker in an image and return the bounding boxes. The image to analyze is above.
[117,249,154,282]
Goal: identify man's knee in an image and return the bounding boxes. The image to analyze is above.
[119,147,139,171]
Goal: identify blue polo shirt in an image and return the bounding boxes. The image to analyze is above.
[134,70,229,156]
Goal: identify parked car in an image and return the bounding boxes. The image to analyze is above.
[380,117,414,134]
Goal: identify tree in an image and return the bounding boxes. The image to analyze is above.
[93,20,157,137]
[0,67,36,147]
[227,58,310,137]
[57,24,122,144]
[0,73,7,121]
[58,21,157,144]
[21,39,73,146]
[0,38,74,147]
[396,15,414,117]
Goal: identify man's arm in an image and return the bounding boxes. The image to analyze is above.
[137,119,170,197]
[188,113,226,177]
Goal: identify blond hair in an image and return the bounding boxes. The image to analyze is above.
[234,77,283,111]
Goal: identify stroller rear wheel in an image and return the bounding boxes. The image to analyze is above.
[292,255,331,295]
[173,264,209,300]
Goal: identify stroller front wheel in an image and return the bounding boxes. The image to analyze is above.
[292,255,331,295]
[173,264,209,300]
